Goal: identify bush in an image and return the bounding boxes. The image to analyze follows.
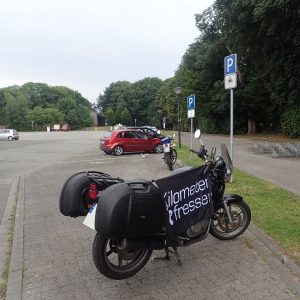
[282,106,300,137]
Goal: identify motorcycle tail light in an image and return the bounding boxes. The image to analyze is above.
[88,183,98,200]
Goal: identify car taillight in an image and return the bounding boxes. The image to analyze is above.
[88,183,98,200]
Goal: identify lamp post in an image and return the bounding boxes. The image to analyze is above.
[174,86,182,148]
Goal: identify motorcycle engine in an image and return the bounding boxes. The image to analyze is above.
[185,219,209,238]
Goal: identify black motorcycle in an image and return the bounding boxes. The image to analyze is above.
[59,129,251,280]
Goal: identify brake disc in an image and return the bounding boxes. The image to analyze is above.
[216,211,241,232]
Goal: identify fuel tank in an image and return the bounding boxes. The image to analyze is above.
[95,180,165,239]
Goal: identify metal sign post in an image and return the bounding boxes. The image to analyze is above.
[187,94,196,159]
[224,54,237,181]
[230,88,234,161]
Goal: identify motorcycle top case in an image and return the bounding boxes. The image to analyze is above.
[95,180,165,239]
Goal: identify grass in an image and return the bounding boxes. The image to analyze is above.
[0,204,16,300]
[176,144,300,264]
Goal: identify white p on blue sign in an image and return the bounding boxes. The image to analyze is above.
[187,94,195,110]
[224,54,237,75]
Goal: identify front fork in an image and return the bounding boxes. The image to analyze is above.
[220,194,244,223]
[223,200,233,223]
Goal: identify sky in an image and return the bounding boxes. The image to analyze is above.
[0,0,214,103]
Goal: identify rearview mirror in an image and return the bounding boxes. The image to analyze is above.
[194,129,201,139]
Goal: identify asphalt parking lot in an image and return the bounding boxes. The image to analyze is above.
[0,131,299,300]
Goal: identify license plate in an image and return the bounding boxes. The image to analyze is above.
[83,203,97,230]
[163,144,170,152]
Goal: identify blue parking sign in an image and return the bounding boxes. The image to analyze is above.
[187,94,195,110]
[224,54,237,75]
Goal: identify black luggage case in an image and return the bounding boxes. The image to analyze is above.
[59,171,123,218]
[95,180,165,239]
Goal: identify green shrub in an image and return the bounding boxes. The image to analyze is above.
[282,106,300,137]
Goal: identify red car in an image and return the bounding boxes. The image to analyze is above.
[100,129,162,155]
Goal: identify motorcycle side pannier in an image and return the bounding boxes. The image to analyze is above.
[59,171,123,218]
[59,172,91,217]
[95,180,165,239]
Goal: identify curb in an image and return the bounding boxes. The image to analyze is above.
[175,160,300,296]
[6,176,24,300]
[0,177,20,292]
[246,223,300,297]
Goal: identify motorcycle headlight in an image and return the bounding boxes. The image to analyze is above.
[215,156,226,170]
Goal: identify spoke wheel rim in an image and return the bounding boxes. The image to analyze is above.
[212,204,247,237]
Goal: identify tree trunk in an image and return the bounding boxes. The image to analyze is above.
[247,119,257,134]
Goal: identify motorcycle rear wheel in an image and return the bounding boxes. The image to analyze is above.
[164,153,173,171]
[171,149,177,164]
[210,200,251,240]
[92,233,153,280]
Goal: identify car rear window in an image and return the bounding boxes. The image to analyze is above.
[103,131,113,138]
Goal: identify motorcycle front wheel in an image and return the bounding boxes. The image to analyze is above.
[210,200,251,240]
[92,233,153,280]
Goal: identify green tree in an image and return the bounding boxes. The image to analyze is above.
[121,107,132,125]
[4,93,29,130]
[191,0,300,134]
[77,105,94,127]
[105,107,115,125]
[43,108,64,125]
[97,81,131,113]
[57,96,77,116]
[27,106,45,126]
[66,109,80,128]
[129,77,163,124]
[115,105,123,124]
[97,78,163,126]
[155,78,178,129]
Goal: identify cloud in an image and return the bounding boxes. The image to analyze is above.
[0,0,214,102]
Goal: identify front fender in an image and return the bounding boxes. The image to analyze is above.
[223,194,243,202]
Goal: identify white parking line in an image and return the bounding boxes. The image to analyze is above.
[56,159,115,164]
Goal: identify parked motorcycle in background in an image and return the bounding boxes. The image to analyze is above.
[59,129,251,280]
[161,134,177,171]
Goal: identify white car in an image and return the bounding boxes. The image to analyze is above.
[0,129,20,141]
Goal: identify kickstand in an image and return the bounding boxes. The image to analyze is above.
[169,247,182,266]
[152,246,182,266]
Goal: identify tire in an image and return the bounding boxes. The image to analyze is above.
[210,200,251,240]
[171,148,177,164]
[113,146,124,156]
[154,144,163,153]
[8,136,13,141]
[92,233,153,280]
[164,153,173,171]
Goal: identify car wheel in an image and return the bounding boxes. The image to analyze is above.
[8,136,13,141]
[113,146,124,156]
[154,144,163,153]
